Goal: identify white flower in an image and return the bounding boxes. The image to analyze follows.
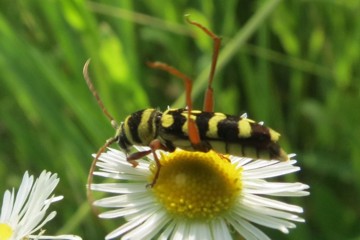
[0,171,82,240]
[91,148,309,240]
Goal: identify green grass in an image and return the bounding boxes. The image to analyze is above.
[1,0,360,239]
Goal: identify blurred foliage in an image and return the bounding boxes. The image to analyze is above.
[1,0,360,239]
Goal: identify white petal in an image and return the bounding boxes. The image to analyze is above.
[105,205,162,239]
[91,183,148,194]
[210,218,232,240]
[94,192,153,208]
[227,214,270,240]
[243,194,304,213]
[171,220,187,240]
[122,210,169,240]
[158,220,176,240]
[29,235,83,240]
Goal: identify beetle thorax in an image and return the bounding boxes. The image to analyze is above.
[119,109,161,149]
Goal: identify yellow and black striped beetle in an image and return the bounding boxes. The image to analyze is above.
[84,17,288,190]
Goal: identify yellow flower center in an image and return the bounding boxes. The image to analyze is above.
[151,150,242,220]
[0,223,13,240]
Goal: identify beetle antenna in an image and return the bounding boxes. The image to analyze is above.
[83,59,118,129]
[87,137,118,213]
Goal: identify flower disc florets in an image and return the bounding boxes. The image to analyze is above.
[151,150,242,220]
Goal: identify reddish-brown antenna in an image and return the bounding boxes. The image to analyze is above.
[86,136,117,208]
[83,59,118,129]
[83,60,119,210]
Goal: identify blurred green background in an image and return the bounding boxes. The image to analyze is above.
[1,0,359,239]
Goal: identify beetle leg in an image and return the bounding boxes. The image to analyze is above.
[186,16,222,112]
[147,139,169,187]
[127,150,152,167]
[147,62,201,147]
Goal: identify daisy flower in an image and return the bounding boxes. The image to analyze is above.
[0,171,82,240]
[91,147,309,240]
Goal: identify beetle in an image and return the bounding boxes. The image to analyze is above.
[83,17,288,190]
